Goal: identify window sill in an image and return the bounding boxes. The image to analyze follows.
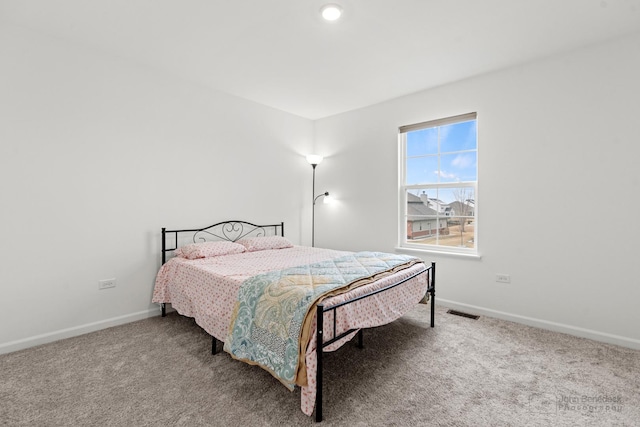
[395,246,482,260]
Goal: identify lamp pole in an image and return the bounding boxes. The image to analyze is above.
[311,163,317,247]
[307,154,327,248]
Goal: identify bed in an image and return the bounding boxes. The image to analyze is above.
[152,220,435,422]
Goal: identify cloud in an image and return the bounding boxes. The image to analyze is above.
[451,154,473,169]
[435,170,458,180]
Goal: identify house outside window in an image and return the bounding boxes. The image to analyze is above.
[399,112,477,254]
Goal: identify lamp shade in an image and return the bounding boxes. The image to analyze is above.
[306,154,324,166]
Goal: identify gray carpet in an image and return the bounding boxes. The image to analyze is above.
[1,305,638,426]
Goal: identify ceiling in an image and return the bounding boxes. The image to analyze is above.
[2,0,640,119]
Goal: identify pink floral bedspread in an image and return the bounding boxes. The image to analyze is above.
[152,245,429,416]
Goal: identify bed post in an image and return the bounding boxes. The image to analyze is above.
[161,228,167,317]
[315,303,324,422]
[161,227,166,264]
[430,262,436,328]
[280,221,285,237]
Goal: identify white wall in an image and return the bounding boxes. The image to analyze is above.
[314,32,640,348]
[0,23,314,353]
[3,21,639,354]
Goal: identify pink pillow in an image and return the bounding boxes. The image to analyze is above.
[175,241,246,259]
[237,236,293,252]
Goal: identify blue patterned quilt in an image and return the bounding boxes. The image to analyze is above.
[223,251,420,389]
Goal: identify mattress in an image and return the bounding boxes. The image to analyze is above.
[152,245,429,416]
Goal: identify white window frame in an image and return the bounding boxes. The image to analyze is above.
[398,112,478,256]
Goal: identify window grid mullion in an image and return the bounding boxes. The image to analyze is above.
[399,113,477,254]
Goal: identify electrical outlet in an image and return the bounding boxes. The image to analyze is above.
[496,274,511,283]
[98,278,117,290]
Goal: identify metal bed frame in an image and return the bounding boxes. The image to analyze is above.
[159,220,435,422]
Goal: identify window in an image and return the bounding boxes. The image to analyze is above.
[399,112,477,254]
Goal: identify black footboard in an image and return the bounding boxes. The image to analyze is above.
[314,261,435,422]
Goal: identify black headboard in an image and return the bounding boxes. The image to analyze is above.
[161,220,285,264]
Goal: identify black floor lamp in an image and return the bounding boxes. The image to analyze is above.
[307,154,329,247]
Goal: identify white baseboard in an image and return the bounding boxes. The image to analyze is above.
[437,299,640,351]
[4,302,638,354]
[0,308,162,355]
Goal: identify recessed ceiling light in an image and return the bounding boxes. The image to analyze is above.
[320,4,343,21]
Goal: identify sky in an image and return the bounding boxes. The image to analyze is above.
[405,119,477,204]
